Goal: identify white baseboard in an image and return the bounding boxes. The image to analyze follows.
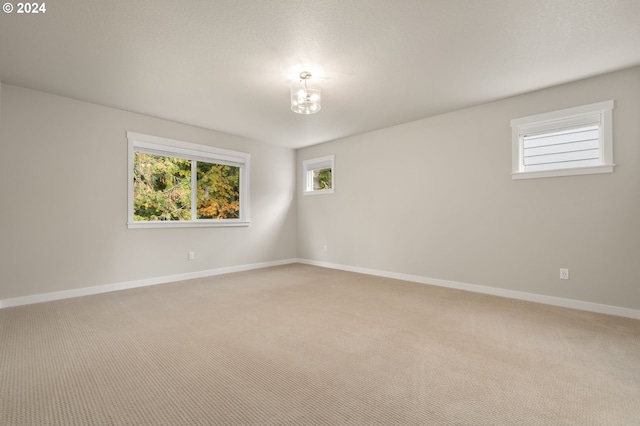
[297,259,640,320]
[0,258,298,309]
[3,258,639,320]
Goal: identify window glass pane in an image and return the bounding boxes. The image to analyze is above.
[133,153,191,221]
[196,162,240,219]
[522,125,600,171]
[313,168,332,190]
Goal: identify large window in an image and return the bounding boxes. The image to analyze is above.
[511,100,614,179]
[127,132,250,228]
[303,155,334,195]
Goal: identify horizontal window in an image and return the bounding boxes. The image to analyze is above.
[127,132,250,228]
[511,101,614,179]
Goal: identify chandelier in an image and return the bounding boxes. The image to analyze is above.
[291,71,321,114]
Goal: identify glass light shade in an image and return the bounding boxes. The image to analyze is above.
[291,88,321,114]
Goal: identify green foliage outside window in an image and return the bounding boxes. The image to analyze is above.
[196,162,240,219]
[134,153,191,220]
[313,168,332,190]
[133,153,240,221]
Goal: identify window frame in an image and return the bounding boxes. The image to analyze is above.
[303,155,335,195]
[510,100,614,180]
[127,131,250,228]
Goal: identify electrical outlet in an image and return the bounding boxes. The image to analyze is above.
[560,268,569,280]
[323,244,328,252]
[188,251,195,261]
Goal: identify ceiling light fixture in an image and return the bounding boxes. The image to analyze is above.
[291,71,321,114]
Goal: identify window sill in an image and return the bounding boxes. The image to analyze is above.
[303,189,335,196]
[127,220,251,229]
[512,164,615,180]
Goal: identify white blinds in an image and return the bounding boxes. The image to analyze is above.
[522,124,600,172]
[307,159,332,171]
[133,145,245,168]
[130,136,248,168]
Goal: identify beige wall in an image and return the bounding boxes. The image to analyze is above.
[2,67,638,310]
[297,66,640,310]
[0,84,297,300]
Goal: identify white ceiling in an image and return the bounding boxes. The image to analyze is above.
[1,0,639,149]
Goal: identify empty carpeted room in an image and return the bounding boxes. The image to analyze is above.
[1,1,640,425]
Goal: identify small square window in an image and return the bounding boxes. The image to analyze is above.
[303,155,334,195]
[511,100,614,179]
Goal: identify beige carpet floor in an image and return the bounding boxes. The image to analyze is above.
[1,264,639,425]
